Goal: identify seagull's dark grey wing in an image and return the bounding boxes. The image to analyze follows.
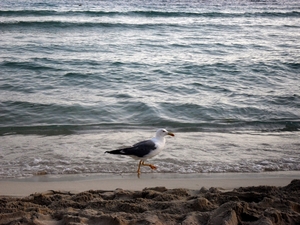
[105,139,156,158]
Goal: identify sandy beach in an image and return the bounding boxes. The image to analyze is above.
[0,172,300,224]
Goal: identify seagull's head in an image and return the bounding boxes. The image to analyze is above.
[156,128,175,138]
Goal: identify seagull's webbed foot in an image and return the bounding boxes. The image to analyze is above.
[141,160,157,170]
[145,163,157,170]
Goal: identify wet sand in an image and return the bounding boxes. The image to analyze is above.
[0,172,299,225]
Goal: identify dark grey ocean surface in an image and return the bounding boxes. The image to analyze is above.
[0,0,299,178]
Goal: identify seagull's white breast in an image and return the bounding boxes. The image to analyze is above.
[143,137,166,159]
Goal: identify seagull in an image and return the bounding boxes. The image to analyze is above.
[105,128,175,177]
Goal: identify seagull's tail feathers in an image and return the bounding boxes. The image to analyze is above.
[105,148,130,155]
[105,149,122,155]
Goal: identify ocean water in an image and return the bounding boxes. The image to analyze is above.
[0,0,299,178]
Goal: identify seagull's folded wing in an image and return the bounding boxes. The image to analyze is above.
[121,140,156,157]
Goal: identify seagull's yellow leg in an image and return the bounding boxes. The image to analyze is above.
[137,160,157,178]
[141,161,157,170]
[137,160,143,177]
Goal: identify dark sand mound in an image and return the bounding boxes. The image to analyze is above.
[1,180,299,225]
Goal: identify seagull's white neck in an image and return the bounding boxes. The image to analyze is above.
[151,135,166,144]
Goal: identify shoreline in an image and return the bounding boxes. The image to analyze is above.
[1,171,299,197]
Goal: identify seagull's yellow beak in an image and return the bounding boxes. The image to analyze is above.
[168,132,175,137]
